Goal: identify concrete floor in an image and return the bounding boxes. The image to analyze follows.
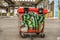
[0,16,60,40]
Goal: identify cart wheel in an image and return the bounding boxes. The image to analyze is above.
[19,32,26,38]
[36,33,40,35]
[40,33,45,38]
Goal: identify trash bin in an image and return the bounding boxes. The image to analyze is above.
[17,7,48,38]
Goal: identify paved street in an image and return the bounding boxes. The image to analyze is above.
[0,16,60,40]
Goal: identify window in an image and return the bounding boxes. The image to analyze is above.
[28,0,30,1]
[33,0,35,2]
[13,0,35,2]
[25,0,27,1]
[30,0,32,1]
[17,0,19,1]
